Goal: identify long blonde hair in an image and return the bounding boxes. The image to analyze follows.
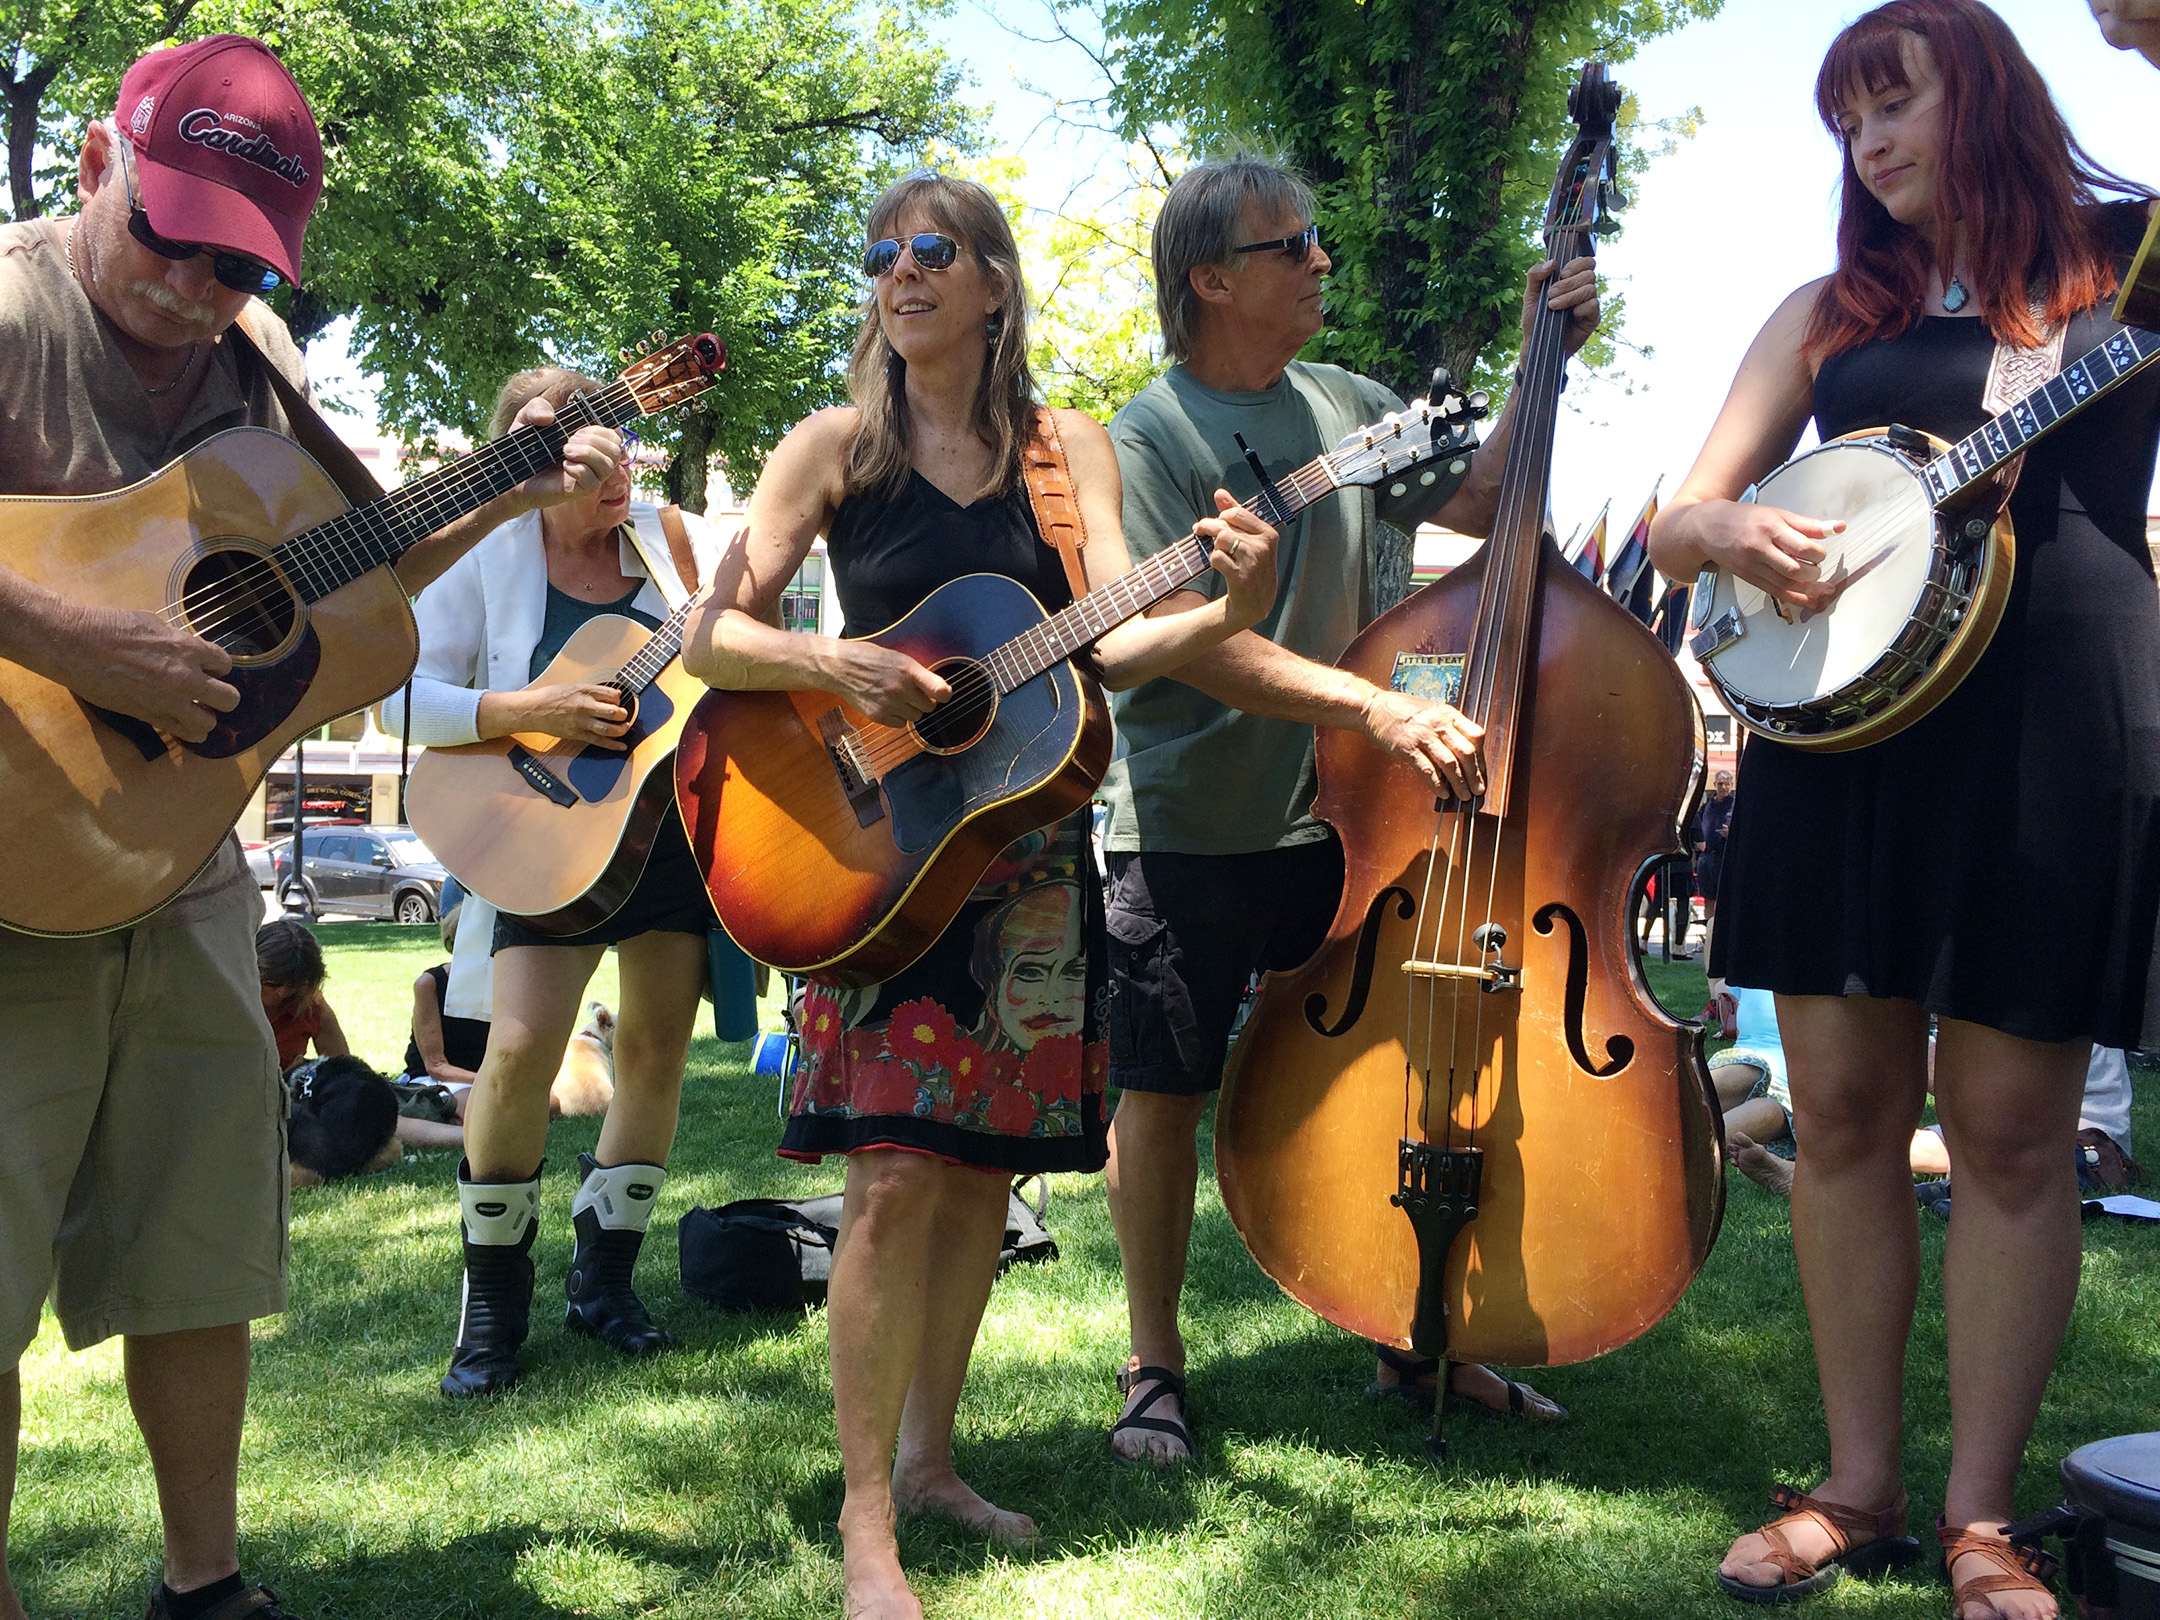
[844,174,1037,503]
[487,366,606,442]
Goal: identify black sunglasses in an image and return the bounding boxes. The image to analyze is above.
[115,131,284,295]
[1233,223,1320,264]
[863,232,959,279]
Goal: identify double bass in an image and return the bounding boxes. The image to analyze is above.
[1214,64,1724,1451]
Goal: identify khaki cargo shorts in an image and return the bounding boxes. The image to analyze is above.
[0,878,287,1365]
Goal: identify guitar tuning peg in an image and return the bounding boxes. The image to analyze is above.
[1427,363,1454,403]
[650,329,666,347]
[619,347,633,362]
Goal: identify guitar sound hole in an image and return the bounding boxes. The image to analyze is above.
[178,544,298,661]
[910,658,997,755]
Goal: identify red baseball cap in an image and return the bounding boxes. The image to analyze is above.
[114,35,323,287]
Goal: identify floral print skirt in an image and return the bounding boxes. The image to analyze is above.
[779,812,1110,1174]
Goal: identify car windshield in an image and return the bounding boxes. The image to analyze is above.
[381,833,435,866]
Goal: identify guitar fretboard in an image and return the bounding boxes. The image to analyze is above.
[271,385,640,605]
[977,446,1363,695]
[1924,322,2160,505]
[612,591,700,694]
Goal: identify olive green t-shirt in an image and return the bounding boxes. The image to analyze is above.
[1102,360,1407,855]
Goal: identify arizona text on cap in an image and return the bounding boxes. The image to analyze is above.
[115,34,324,287]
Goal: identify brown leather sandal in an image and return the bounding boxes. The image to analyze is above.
[1717,1483,1922,1603]
[1937,1521,2059,1619]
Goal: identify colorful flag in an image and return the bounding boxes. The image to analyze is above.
[1652,581,1691,657]
[1567,501,1609,580]
[1604,479,1661,623]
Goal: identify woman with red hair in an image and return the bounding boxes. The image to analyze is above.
[1650,3,2159,1615]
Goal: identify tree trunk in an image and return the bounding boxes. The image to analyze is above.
[665,403,712,514]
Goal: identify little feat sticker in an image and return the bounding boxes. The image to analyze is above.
[1391,653,1466,706]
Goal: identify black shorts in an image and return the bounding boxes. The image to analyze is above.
[1106,836,1344,1096]
[492,807,716,953]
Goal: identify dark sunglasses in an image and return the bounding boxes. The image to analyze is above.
[862,232,959,278]
[115,131,284,295]
[1233,223,1320,264]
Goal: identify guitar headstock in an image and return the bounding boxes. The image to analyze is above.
[1324,368,1490,492]
[618,331,727,416]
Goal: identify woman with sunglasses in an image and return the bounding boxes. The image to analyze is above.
[683,173,1279,1620]
[1648,4,2158,1614]
[383,368,728,1398]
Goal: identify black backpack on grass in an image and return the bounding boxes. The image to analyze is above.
[678,1176,1056,1312]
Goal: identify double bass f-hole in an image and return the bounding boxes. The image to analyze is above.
[1305,885,1416,1037]
[1532,901,1634,1077]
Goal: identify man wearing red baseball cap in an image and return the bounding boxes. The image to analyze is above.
[0,34,623,1620]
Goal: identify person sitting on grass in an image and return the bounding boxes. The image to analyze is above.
[256,918,350,1073]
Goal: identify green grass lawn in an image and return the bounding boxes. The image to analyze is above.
[12,924,2157,1618]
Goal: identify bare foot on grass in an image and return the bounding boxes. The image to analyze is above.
[839,1497,921,1620]
[891,1460,1037,1544]
[1730,1131,1795,1198]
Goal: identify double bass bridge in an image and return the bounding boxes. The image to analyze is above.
[1400,922,1521,993]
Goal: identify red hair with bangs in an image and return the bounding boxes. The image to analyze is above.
[1805,0,2149,361]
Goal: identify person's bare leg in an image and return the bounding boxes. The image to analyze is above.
[1720,995,1927,1590]
[829,1150,941,1620]
[890,1164,1033,1541]
[1104,1089,1210,1463]
[465,944,605,1179]
[592,932,707,1170]
[2,1368,23,1620]
[124,1324,250,1595]
[1933,1019,2088,1620]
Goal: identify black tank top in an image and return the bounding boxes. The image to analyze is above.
[825,468,1071,636]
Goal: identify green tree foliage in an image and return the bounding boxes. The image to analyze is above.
[1099,0,1719,400]
[3,0,970,507]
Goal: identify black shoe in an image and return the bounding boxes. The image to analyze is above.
[1915,1179,1952,1219]
[443,1163,540,1398]
[564,1153,675,1356]
[143,1583,297,1620]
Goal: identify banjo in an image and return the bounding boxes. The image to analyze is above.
[1693,235,2160,751]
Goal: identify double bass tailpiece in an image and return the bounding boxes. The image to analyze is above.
[1392,1139,1485,1458]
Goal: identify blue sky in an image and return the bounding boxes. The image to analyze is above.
[923,0,2160,536]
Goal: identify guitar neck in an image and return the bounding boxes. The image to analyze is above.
[1925,322,2160,505]
[611,592,700,693]
[984,446,1355,693]
[272,383,643,604]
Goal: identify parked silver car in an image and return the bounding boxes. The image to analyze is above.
[275,825,446,923]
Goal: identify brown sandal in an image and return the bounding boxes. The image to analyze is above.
[1937,1521,2059,1619]
[1717,1483,1921,1603]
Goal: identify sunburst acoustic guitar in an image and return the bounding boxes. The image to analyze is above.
[676,382,1486,988]
[0,333,723,938]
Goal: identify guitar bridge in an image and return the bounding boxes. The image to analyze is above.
[1391,1138,1484,1459]
[508,744,577,807]
[820,709,885,828]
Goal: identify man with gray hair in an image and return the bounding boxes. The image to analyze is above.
[1100,155,1601,1464]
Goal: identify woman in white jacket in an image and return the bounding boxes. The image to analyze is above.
[383,366,726,1397]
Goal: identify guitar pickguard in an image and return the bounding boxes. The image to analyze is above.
[564,681,673,802]
[190,625,324,760]
[883,669,1068,854]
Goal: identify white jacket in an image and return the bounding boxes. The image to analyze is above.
[382,501,729,1016]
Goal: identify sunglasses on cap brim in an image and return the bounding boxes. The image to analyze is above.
[114,129,285,295]
[863,232,960,278]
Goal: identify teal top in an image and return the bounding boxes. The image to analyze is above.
[528,581,660,683]
[1102,360,1403,855]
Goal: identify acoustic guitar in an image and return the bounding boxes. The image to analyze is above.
[0,333,723,938]
[676,384,1485,987]
[405,584,711,936]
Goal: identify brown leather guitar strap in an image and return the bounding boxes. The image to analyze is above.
[656,504,701,593]
[228,311,387,506]
[1021,406,1091,602]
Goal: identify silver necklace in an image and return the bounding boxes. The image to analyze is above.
[64,222,201,398]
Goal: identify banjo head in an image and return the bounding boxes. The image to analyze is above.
[1700,435,1941,711]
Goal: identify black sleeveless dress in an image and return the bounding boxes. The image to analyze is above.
[779,472,1112,1173]
[1715,206,2160,1050]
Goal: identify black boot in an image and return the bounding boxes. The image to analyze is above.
[564,1153,674,1356]
[442,1160,541,1398]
